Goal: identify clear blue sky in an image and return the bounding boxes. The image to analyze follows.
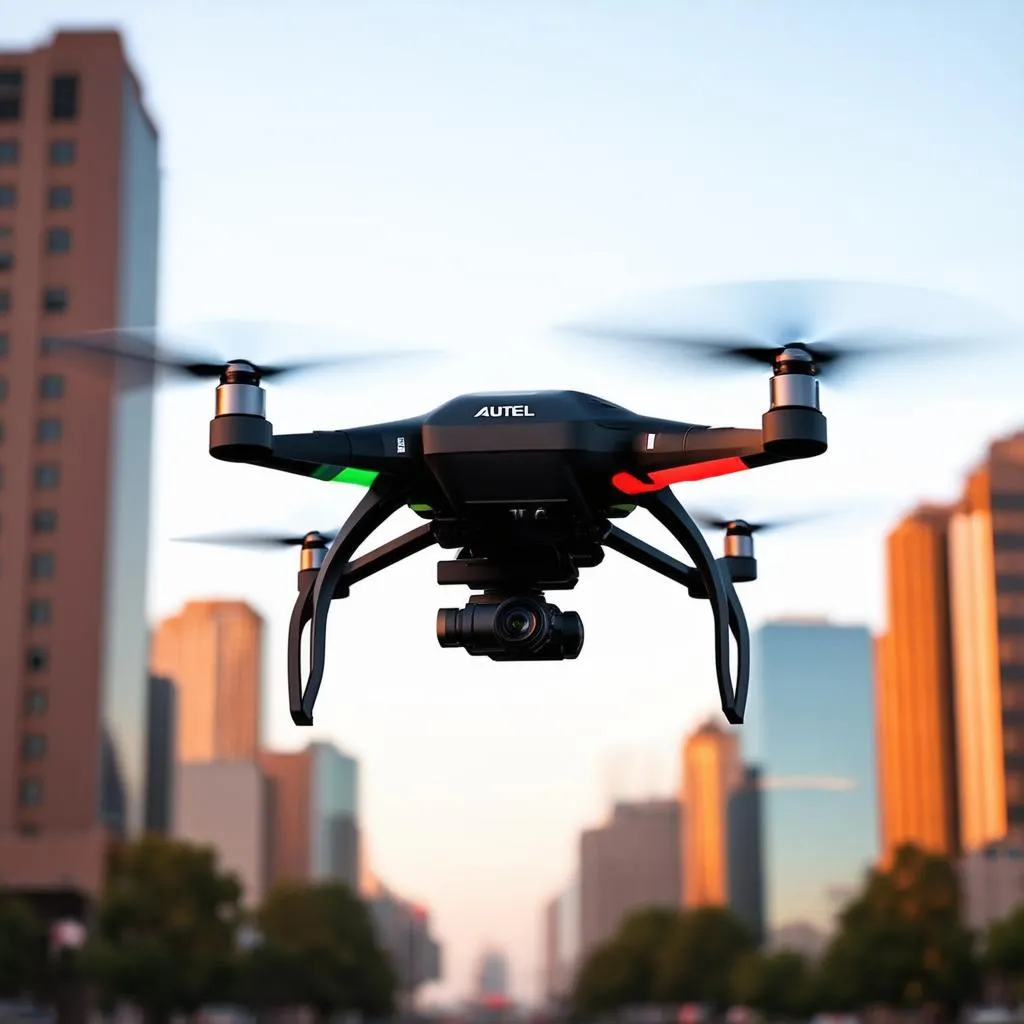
[9,0,1024,1002]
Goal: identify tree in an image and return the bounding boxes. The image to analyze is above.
[571,907,679,1014]
[984,906,1024,1003]
[84,835,244,1023]
[0,893,46,997]
[731,949,813,1017]
[656,906,756,1007]
[245,882,396,1020]
[815,844,977,1012]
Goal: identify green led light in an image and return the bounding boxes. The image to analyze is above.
[330,467,379,487]
[312,465,379,487]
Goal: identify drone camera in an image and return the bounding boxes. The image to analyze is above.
[209,361,274,461]
[762,347,828,459]
[436,594,584,661]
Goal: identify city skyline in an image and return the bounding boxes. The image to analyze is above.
[5,0,1024,1001]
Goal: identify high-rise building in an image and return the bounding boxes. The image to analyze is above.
[742,619,878,935]
[173,759,275,907]
[948,432,1024,850]
[260,740,360,889]
[579,798,681,957]
[542,895,560,1004]
[0,30,159,908]
[476,949,510,999]
[150,600,263,764]
[727,764,766,944]
[682,721,741,908]
[143,674,177,833]
[876,505,960,863]
[365,879,443,997]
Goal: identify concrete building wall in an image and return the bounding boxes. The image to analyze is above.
[579,798,681,958]
[173,759,272,907]
[0,29,158,900]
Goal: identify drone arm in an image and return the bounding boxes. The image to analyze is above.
[640,488,750,724]
[340,524,436,590]
[602,525,701,590]
[615,425,784,496]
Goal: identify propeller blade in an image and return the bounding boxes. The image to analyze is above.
[559,278,1020,383]
[172,529,337,550]
[687,507,838,534]
[46,324,441,383]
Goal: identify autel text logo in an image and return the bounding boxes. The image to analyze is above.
[474,405,536,418]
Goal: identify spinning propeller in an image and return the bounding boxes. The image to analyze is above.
[687,508,834,535]
[173,529,337,549]
[46,323,438,385]
[560,278,1016,383]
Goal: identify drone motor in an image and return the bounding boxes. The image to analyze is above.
[762,347,828,459]
[721,520,758,584]
[436,593,585,662]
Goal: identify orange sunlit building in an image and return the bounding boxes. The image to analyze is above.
[948,432,1024,851]
[681,719,741,907]
[0,30,159,907]
[150,600,264,763]
[876,504,960,864]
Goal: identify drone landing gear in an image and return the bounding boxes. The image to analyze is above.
[601,489,750,724]
[288,481,436,726]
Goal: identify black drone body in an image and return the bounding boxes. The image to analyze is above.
[206,347,829,728]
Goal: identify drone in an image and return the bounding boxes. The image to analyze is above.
[58,280,976,727]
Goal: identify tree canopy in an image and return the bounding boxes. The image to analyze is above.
[243,881,396,1018]
[83,834,244,1020]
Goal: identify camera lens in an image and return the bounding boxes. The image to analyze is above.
[495,600,542,645]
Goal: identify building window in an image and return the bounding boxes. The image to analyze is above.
[0,252,12,272]
[0,184,13,208]
[21,734,47,760]
[40,373,64,399]
[31,509,58,533]
[29,551,54,580]
[49,140,76,166]
[43,287,68,314]
[50,75,79,121]
[0,376,6,401]
[26,647,48,673]
[0,420,4,445]
[34,463,60,490]
[0,70,23,121]
[0,139,17,164]
[28,599,51,626]
[48,186,72,210]
[18,779,42,808]
[23,689,48,715]
[0,289,9,313]
[0,331,7,356]
[36,418,61,442]
[46,228,71,254]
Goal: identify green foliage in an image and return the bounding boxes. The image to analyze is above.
[0,893,46,997]
[984,905,1024,1002]
[730,949,813,1017]
[656,906,756,1006]
[244,881,396,1016]
[83,834,244,1018]
[814,844,977,1011]
[571,843,981,1016]
[572,905,754,1013]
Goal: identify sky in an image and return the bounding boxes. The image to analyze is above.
[8,0,1024,1003]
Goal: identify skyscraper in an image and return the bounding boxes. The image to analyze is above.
[143,674,177,834]
[682,721,741,908]
[727,764,766,944]
[0,30,159,906]
[742,619,878,935]
[948,431,1024,850]
[578,798,681,957]
[476,949,510,999]
[150,600,264,763]
[876,505,960,863]
[260,740,361,889]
